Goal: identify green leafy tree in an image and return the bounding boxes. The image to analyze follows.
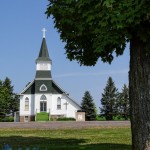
[81,91,97,121]
[117,84,129,120]
[0,80,6,117]
[3,77,14,114]
[0,77,19,119]
[46,1,150,149]
[100,77,118,120]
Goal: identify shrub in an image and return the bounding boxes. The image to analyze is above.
[96,115,106,121]
[56,117,76,121]
[0,116,14,122]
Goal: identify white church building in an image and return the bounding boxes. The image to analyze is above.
[19,30,81,122]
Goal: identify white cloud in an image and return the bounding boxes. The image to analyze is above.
[53,69,128,78]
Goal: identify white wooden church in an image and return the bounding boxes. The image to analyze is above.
[19,29,81,122]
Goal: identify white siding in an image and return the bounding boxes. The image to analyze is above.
[20,93,80,119]
[20,94,35,116]
[36,61,51,71]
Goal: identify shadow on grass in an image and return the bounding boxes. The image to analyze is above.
[0,136,131,150]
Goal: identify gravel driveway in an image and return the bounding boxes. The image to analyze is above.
[0,121,130,129]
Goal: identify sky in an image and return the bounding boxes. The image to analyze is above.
[0,1,129,112]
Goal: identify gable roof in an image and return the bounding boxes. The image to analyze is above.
[64,94,81,109]
[20,79,67,95]
[20,80,35,94]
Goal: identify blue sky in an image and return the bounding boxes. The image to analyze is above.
[0,1,129,112]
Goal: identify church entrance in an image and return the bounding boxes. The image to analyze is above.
[40,101,47,112]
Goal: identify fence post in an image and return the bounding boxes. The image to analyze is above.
[35,108,37,121]
[49,109,51,121]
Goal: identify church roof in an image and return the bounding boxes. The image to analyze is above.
[36,38,51,62]
[20,79,66,95]
[20,79,81,109]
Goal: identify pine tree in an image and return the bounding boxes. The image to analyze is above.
[0,77,19,118]
[2,77,14,114]
[118,84,129,120]
[81,91,97,121]
[100,77,118,120]
[0,80,6,117]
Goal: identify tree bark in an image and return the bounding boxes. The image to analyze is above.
[129,37,150,150]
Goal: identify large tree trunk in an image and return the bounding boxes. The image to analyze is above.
[129,37,150,150]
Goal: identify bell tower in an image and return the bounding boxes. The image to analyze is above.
[35,28,52,79]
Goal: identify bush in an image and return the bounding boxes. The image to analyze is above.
[0,116,14,122]
[56,117,76,121]
[96,115,106,121]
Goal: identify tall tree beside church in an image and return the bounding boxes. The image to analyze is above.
[100,77,118,120]
[46,1,150,149]
[2,77,14,114]
[0,80,6,116]
[117,84,129,120]
[81,91,96,121]
[0,77,19,118]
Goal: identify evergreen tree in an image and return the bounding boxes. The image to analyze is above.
[2,77,14,114]
[100,77,118,120]
[118,84,129,120]
[81,91,97,121]
[0,80,6,117]
[0,77,19,119]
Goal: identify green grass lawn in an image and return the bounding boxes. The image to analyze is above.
[0,127,131,150]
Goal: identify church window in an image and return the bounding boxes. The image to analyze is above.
[25,97,29,111]
[57,97,61,109]
[40,94,47,100]
[40,84,47,91]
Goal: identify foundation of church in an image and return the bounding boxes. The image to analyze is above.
[20,115,35,122]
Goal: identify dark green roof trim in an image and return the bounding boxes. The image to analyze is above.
[36,38,52,62]
[35,71,52,79]
[52,81,64,94]
[21,81,35,94]
[35,80,52,93]
[21,79,64,94]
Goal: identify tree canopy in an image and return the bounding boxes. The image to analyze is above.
[46,0,150,66]
[46,0,150,149]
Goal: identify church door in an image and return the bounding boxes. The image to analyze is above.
[40,101,47,112]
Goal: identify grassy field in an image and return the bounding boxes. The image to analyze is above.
[0,127,131,150]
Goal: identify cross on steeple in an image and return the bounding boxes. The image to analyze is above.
[42,28,47,38]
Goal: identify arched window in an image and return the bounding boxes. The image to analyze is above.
[40,95,47,112]
[40,94,47,100]
[25,97,29,111]
[40,84,47,91]
[57,97,61,109]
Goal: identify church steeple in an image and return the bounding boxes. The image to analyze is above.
[35,28,52,79]
[36,38,52,62]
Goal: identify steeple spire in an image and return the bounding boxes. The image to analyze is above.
[36,37,51,62]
